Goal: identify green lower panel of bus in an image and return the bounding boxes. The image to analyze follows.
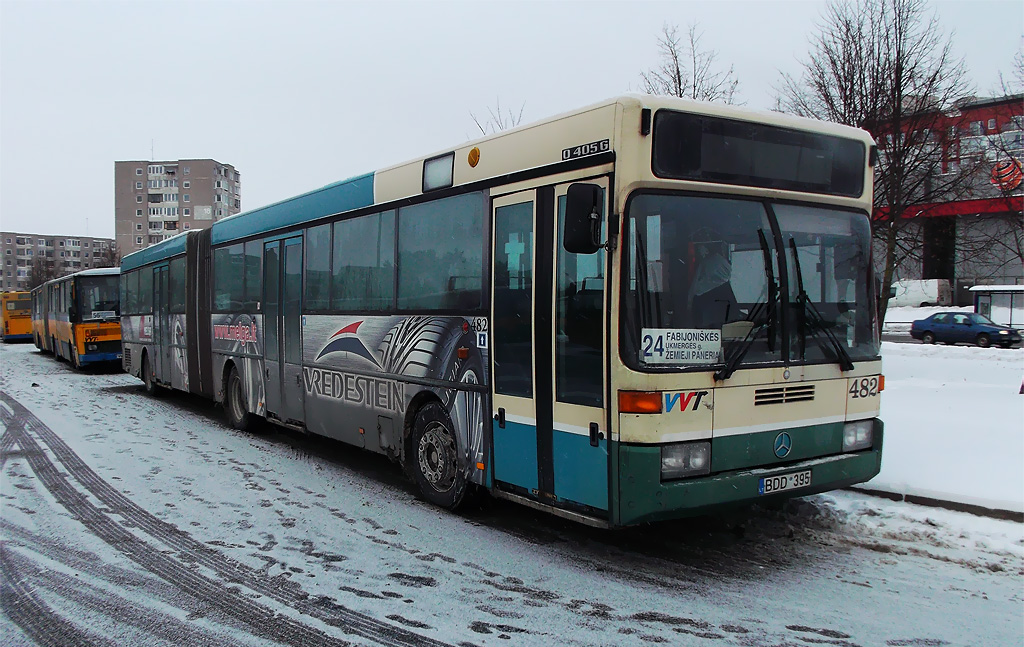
[616,421,883,526]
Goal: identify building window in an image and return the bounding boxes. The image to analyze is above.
[136,168,142,175]
[183,181,190,188]
[183,223,190,230]
[183,208,190,216]
[135,181,142,189]
[136,236,143,245]
[136,195,143,203]
[183,166,190,175]
[988,118,996,130]
[183,194,190,202]
[215,194,222,202]
[136,223,143,230]
[136,209,142,216]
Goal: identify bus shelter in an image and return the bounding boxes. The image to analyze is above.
[970,285,1024,327]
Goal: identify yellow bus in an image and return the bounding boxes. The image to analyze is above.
[121,95,883,527]
[1,291,32,342]
[32,268,122,368]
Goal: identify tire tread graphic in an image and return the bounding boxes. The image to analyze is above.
[0,390,453,647]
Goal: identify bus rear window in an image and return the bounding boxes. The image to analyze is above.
[652,111,865,197]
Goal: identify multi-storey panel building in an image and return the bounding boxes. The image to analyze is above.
[114,159,241,254]
[0,232,116,291]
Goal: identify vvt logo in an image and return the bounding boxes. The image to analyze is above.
[773,432,793,458]
[665,390,709,413]
[315,321,380,367]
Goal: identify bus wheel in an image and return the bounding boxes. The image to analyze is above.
[71,346,81,369]
[142,354,159,395]
[409,401,467,510]
[225,366,251,431]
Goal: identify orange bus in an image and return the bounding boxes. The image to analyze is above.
[1,291,32,342]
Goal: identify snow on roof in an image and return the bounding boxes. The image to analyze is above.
[968,285,1024,292]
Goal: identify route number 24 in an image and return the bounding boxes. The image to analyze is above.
[849,377,880,398]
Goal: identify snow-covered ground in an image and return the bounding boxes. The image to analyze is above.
[1,341,1022,646]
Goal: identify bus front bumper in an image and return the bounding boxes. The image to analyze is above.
[79,352,123,365]
[616,431,883,526]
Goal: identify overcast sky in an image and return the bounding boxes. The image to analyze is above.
[1,0,1020,239]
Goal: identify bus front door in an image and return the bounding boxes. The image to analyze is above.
[263,237,305,425]
[490,180,610,518]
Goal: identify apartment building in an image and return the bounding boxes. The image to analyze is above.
[114,159,241,254]
[1,232,116,291]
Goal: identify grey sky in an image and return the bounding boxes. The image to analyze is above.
[1,0,1020,239]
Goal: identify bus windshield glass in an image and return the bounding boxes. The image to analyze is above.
[621,193,879,371]
[78,276,120,321]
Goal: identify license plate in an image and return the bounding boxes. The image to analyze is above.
[759,470,812,495]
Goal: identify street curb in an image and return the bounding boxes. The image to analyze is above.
[846,487,1024,523]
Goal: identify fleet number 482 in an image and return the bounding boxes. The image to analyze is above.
[848,377,880,398]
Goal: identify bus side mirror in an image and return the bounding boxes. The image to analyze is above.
[563,183,602,255]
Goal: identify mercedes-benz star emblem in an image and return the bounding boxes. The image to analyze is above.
[773,432,793,459]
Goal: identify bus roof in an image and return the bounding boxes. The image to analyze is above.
[41,266,119,288]
[121,231,189,272]
[121,94,874,262]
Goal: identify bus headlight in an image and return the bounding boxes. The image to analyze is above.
[87,343,98,351]
[661,441,711,480]
[843,420,873,452]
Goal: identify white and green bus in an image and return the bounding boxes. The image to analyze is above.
[120,95,883,527]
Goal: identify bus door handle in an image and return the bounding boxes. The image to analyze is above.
[495,408,505,429]
[589,423,603,447]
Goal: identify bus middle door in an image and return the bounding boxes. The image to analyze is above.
[263,237,305,425]
[153,265,170,381]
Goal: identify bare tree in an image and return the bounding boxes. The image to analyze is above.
[776,0,975,325]
[640,23,739,104]
[94,243,121,269]
[470,97,525,136]
[27,256,63,291]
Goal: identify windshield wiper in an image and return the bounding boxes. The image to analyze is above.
[714,229,779,382]
[788,238,854,371]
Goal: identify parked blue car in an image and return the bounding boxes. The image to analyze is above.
[910,312,1022,348]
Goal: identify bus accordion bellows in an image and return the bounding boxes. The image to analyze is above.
[31,267,122,368]
[2,291,33,342]
[120,94,883,527]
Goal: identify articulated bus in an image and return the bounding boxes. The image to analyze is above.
[120,95,883,527]
[2,291,32,342]
[32,268,122,368]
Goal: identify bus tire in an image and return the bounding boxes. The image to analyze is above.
[71,346,81,370]
[142,353,159,395]
[408,401,468,510]
[225,365,251,431]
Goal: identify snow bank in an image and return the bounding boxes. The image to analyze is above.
[863,341,1024,513]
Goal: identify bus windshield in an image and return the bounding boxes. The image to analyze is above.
[622,193,879,372]
[78,276,120,321]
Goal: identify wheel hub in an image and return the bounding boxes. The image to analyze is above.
[418,422,456,492]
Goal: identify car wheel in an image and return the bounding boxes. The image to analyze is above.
[975,333,991,348]
[921,331,935,344]
[225,365,251,430]
[142,353,159,395]
[408,401,468,510]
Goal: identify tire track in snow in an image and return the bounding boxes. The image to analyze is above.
[0,542,119,647]
[1,408,353,647]
[0,390,454,647]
